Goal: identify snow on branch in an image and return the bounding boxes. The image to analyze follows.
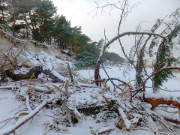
[104,32,166,49]
[94,31,166,86]
[0,97,56,135]
[117,106,131,130]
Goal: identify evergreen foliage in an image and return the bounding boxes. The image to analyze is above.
[153,41,175,91]
[103,52,125,64]
[0,0,124,68]
[75,40,125,69]
[135,52,144,88]
[152,25,180,91]
[75,51,99,68]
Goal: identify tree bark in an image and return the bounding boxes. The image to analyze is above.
[144,97,180,110]
[5,66,43,81]
[5,66,64,83]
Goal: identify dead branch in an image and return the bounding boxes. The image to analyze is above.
[101,63,122,91]
[144,97,180,110]
[61,103,82,124]
[67,63,74,84]
[4,66,64,83]
[0,97,55,135]
[77,104,111,115]
[164,117,180,125]
[44,85,54,94]
[92,126,114,135]
[93,78,133,101]
[140,67,180,111]
[28,85,53,94]
[105,32,166,50]
[146,110,175,133]
[0,87,19,90]
[53,81,70,97]
[5,66,43,81]
[0,40,25,72]
[127,67,180,98]
[42,69,64,83]
[94,31,166,86]
[105,78,133,101]
[117,0,135,67]
[117,106,131,130]
[1,52,17,69]
[0,28,28,46]
[25,95,32,112]
[63,81,70,97]
[0,45,23,72]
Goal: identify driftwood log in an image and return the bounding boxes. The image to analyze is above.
[5,66,43,81]
[42,69,64,83]
[144,97,180,110]
[5,66,64,83]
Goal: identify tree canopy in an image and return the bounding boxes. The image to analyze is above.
[0,0,124,67]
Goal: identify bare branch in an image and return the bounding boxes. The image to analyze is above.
[105,32,166,49]
[94,31,166,86]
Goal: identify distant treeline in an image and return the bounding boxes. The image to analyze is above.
[0,0,125,67]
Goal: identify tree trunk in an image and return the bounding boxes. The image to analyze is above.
[144,96,180,110]
[2,8,4,21]
[5,66,64,83]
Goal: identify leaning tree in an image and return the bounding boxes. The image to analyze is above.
[94,0,180,95]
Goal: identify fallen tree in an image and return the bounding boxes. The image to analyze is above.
[142,67,180,110]
[4,66,64,83]
[93,67,180,125]
[144,97,180,110]
[5,66,43,81]
[94,31,166,86]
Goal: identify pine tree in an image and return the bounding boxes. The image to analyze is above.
[152,25,180,92]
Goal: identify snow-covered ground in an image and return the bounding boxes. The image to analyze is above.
[78,65,180,98]
[0,89,155,135]
[0,37,179,135]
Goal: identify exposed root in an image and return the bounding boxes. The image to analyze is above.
[144,97,180,110]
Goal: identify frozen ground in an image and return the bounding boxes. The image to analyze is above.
[0,64,179,135]
[0,7,180,134]
[0,94,155,135]
[78,65,180,98]
[0,45,179,135]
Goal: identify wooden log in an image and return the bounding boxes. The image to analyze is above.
[5,66,43,81]
[42,69,64,83]
[4,66,64,82]
[164,117,180,125]
[144,97,180,110]
[61,103,82,124]
[117,107,131,130]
